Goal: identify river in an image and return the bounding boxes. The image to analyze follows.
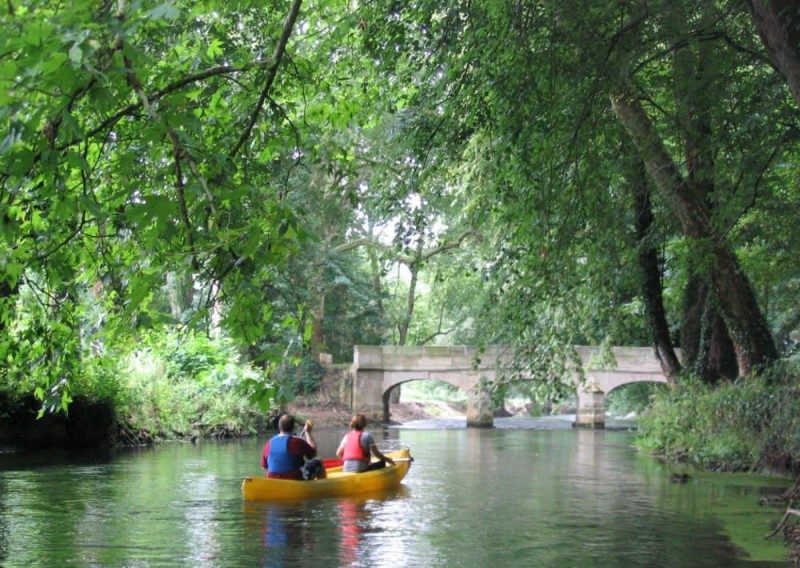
[0,416,791,567]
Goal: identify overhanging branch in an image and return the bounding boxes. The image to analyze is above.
[229,0,303,158]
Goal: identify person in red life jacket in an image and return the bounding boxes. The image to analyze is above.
[261,414,325,480]
[335,413,395,473]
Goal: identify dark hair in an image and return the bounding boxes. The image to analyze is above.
[349,414,367,431]
[278,414,296,433]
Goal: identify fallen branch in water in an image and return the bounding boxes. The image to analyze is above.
[765,506,800,540]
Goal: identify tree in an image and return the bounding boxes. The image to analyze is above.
[747,0,800,106]
[360,0,793,383]
[0,0,370,407]
[625,153,681,382]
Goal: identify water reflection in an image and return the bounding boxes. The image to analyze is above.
[338,498,364,566]
[261,505,315,567]
[0,425,791,567]
[0,477,6,565]
[338,487,411,567]
[181,472,219,567]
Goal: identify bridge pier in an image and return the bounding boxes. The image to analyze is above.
[574,378,605,429]
[352,367,386,424]
[466,379,494,428]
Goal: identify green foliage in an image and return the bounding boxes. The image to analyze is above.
[1,0,799,463]
[637,369,800,472]
[360,0,799,383]
[158,331,236,382]
[119,329,272,437]
[0,0,362,413]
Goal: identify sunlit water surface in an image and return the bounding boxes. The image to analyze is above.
[0,416,791,567]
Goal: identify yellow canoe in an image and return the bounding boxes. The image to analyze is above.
[242,448,413,501]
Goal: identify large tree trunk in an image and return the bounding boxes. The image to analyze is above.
[704,303,740,381]
[681,276,704,367]
[669,5,739,382]
[397,238,424,347]
[682,279,739,382]
[367,220,385,317]
[397,263,418,347]
[209,280,223,338]
[610,81,778,375]
[165,270,195,322]
[747,1,800,107]
[628,157,681,382]
[391,246,422,405]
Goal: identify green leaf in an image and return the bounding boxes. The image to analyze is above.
[41,52,68,73]
[147,2,180,20]
[9,149,35,175]
[206,39,223,59]
[60,390,72,412]
[65,150,90,173]
[30,210,47,231]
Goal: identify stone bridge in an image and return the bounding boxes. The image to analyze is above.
[349,345,675,428]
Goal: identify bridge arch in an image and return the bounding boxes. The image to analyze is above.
[381,377,469,422]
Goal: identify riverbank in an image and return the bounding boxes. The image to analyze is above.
[635,373,800,565]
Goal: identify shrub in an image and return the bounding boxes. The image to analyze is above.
[117,329,270,439]
[636,368,800,472]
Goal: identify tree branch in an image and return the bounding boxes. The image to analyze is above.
[765,506,800,540]
[58,63,257,152]
[328,229,475,266]
[417,229,474,263]
[121,50,205,269]
[419,302,461,345]
[230,0,303,158]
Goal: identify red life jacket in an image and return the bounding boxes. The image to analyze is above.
[342,431,370,462]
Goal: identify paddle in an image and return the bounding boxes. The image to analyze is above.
[298,419,343,470]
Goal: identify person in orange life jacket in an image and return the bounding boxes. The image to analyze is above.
[261,414,325,480]
[335,413,395,473]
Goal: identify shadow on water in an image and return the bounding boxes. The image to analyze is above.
[0,447,115,472]
[0,477,6,566]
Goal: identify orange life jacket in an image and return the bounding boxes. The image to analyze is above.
[342,431,370,462]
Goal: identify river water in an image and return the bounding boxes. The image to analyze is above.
[0,416,791,567]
